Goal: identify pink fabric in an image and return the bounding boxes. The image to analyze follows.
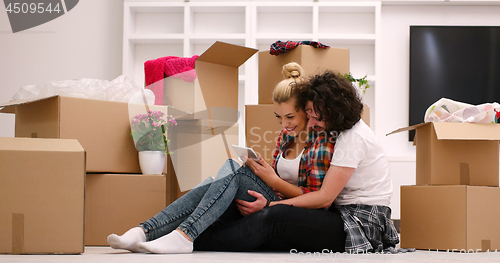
[165,55,199,81]
[144,55,199,105]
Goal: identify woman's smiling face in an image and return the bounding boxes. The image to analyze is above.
[274,98,308,137]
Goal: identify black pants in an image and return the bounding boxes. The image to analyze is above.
[194,203,346,253]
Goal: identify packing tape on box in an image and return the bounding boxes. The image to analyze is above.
[460,163,470,185]
[12,213,24,254]
[482,240,491,251]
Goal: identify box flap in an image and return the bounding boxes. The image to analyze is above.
[197,41,258,68]
[387,122,500,140]
[433,122,500,140]
[0,137,84,152]
[0,95,59,114]
[386,122,430,136]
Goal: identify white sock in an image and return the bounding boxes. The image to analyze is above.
[107,227,147,253]
[137,230,193,254]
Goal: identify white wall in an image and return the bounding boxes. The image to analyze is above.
[379,4,500,219]
[0,0,124,137]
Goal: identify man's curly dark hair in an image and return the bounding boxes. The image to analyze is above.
[296,70,363,133]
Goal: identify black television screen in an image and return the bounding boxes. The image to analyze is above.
[409,26,500,140]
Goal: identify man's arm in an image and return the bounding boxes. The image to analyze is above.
[236,165,354,215]
[271,165,354,209]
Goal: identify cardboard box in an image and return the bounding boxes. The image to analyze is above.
[388,122,500,186]
[84,173,167,246]
[165,160,189,205]
[163,41,258,113]
[245,105,282,165]
[401,185,500,251]
[0,137,85,254]
[258,45,350,104]
[169,110,240,192]
[362,104,370,127]
[161,42,257,191]
[0,96,189,174]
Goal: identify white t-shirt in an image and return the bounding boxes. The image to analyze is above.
[276,149,303,186]
[331,120,393,206]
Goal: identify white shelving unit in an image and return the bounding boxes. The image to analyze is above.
[123,1,381,140]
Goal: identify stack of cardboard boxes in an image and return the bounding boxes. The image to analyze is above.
[0,42,257,254]
[389,122,500,251]
[246,45,370,163]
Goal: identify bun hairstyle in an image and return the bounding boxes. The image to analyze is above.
[272,62,305,104]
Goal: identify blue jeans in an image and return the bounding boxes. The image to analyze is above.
[140,159,280,241]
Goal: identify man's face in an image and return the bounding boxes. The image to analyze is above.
[305,101,326,132]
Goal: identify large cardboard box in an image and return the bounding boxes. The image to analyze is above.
[169,109,240,192]
[401,185,500,251]
[85,174,167,246]
[0,96,188,174]
[258,45,350,104]
[245,105,282,165]
[161,42,257,191]
[162,41,258,113]
[388,122,500,186]
[0,137,85,254]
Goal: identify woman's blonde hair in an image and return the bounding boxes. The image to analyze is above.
[272,62,305,104]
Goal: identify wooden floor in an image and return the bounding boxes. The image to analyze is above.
[1,246,499,263]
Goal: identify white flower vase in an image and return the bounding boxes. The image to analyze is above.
[138,151,166,175]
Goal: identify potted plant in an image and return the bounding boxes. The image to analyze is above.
[339,72,370,96]
[130,110,177,174]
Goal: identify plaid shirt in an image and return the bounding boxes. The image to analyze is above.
[270,40,330,56]
[334,204,413,253]
[270,129,334,194]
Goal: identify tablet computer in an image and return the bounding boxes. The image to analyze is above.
[231,145,259,162]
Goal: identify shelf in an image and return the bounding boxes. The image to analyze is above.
[318,34,376,44]
[124,0,380,126]
[319,12,375,35]
[382,0,500,6]
[189,34,247,42]
[130,6,184,35]
[256,5,314,35]
[129,35,184,44]
[255,34,317,44]
[189,6,246,35]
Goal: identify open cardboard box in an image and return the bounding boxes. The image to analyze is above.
[388,122,500,186]
[85,174,167,246]
[401,185,500,251]
[152,42,258,191]
[258,45,350,105]
[163,41,258,114]
[0,137,85,254]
